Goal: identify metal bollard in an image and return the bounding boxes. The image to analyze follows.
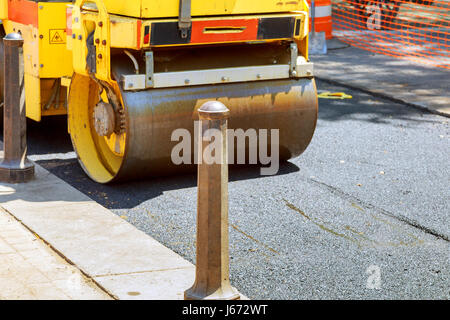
[185,101,240,300]
[0,33,34,183]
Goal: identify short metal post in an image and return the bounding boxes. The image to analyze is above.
[0,33,34,183]
[185,101,239,300]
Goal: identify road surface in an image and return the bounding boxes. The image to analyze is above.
[9,79,449,299]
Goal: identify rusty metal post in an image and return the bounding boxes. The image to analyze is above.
[0,33,34,183]
[185,101,240,300]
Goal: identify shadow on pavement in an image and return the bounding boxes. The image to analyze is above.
[36,158,300,210]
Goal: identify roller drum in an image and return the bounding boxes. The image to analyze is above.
[68,74,318,183]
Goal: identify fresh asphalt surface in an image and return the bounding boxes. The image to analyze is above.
[3,80,449,299]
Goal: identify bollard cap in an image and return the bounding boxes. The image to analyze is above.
[198,101,230,120]
[3,33,24,46]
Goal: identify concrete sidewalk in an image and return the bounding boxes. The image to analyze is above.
[0,151,244,300]
[0,207,111,300]
[311,40,450,117]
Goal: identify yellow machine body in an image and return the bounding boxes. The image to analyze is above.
[0,0,318,183]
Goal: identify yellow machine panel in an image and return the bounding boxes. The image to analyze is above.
[102,0,306,18]
[38,2,73,78]
[1,0,73,121]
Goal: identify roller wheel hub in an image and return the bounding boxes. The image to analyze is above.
[93,101,116,137]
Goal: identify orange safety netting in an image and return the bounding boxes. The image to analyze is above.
[331,0,450,69]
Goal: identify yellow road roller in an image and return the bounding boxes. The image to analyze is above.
[0,0,318,183]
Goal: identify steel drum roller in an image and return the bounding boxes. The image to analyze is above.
[68,73,318,183]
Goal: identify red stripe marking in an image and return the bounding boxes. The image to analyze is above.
[8,0,38,28]
[136,20,142,49]
[191,19,258,44]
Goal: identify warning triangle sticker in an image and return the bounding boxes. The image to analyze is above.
[50,30,66,44]
[51,32,63,43]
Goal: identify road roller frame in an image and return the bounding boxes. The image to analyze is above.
[0,0,318,183]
